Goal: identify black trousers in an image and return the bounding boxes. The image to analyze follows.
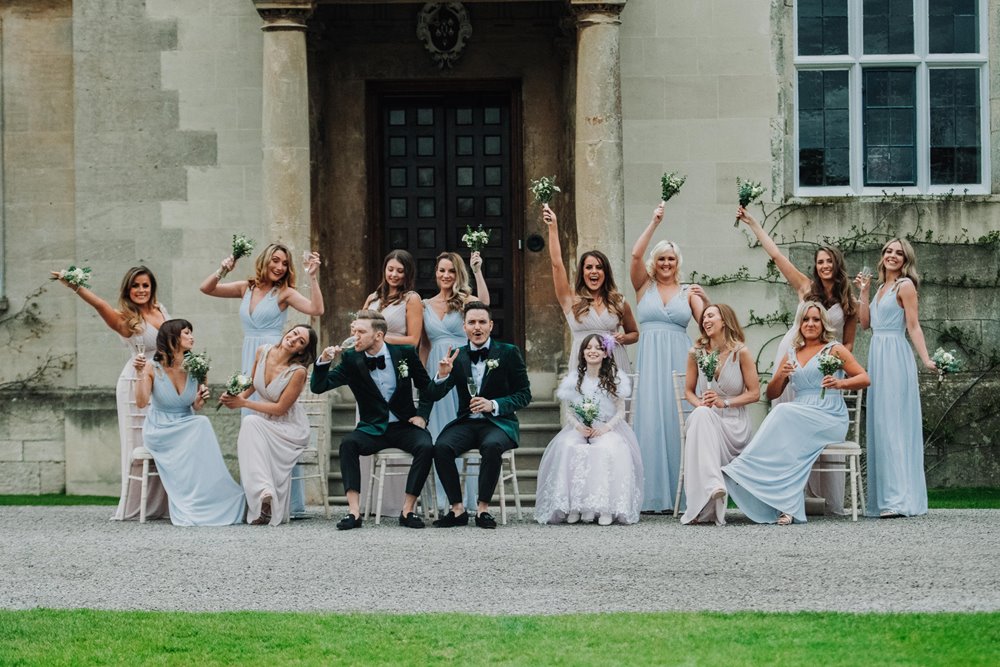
[434,417,516,505]
[340,422,433,498]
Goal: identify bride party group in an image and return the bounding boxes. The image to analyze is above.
[51,199,936,528]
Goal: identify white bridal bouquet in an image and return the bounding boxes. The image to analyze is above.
[219,234,255,278]
[816,351,844,398]
[182,350,211,385]
[571,395,601,443]
[461,224,491,252]
[529,176,561,206]
[931,348,962,385]
[217,371,253,410]
[735,177,766,227]
[696,348,720,390]
[52,265,92,290]
[660,171,687,203]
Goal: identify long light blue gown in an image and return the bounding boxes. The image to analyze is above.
[143,363,245,526]
[865,279,928,517]
[722,342,848,523]
[240,286,304,513]
[423,301,477,508]
[633,285,692,511]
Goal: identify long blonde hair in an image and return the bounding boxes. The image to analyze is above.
[435,252,472,313]
[695,304,745,352]
[117,266,159,334]
[790,300,837,350]
[250,243,296,290]
[877,238,920,290]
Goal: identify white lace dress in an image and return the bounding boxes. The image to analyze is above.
[534,371,644,525]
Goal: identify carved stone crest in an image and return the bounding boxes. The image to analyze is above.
[416,2,472,69]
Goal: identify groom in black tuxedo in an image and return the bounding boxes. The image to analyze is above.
[311,310,448,530]
[432,301,532,529]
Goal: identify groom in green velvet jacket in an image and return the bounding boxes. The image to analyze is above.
[311,310,449,530]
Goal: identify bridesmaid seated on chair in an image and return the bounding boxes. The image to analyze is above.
[136,319,245,527]
[221,325,317,526]
[680,304,759,526]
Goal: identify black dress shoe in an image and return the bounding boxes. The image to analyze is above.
[475,511,497,529]
[336,513,363,530]
[432,510,469,527]
[399,512,425,529]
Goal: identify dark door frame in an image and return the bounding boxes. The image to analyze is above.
[365,79,525,347]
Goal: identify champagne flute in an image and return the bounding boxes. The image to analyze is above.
[340,335,356,350]
[466,377,479,397]
[127,335,145,359]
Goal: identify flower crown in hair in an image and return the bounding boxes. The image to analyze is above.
[600,334,616,356]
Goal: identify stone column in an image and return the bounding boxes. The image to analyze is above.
[253,1,315,252]
[570,1,627,276]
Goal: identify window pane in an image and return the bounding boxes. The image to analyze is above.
[456,166,473,187]
[456,197,475,217]
[455,108,473,125]
[417,167,435,187]
[456,136,473,156]
[417,137,434,156]
[389,137,406,157]
[389,198,407,218]
[484,166,502,186]
[388,109,405,126]
[389,167,406,188]
[928,0,979,53]
[484,107,501,124]
[797,70,849,186]
[864,0,913,54]
[417,229,436,249]
[418,198,435,218]
[484,136,502,156]
[797,0,848,55]
[416,108,433,125]
[863,68,916,186]
[929,68,981,184]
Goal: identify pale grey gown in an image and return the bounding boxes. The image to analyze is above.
[565,306,632,373]
[680,346,753,526]
[237,345,310,526]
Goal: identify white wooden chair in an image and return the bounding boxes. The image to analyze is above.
[363,449,438,524]
[459,449,522,524]
[624,372,639,426]
[295,390,331,519]
[812,388,866,521]
[127,446,159,524]
[671,371,695,517]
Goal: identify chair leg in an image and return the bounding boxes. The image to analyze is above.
[374,457,387,525]
[424,468,438,521]
[363,456,376,522]
[139,459,150,524]
[673,448,685,518]
[498,461,508,526]
[849,454,859,522]
[509,455,522,520]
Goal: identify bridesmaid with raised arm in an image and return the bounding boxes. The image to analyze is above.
[200,242,323,517]
[736,206,857,514]
[541,205,638,372]
[358,250,423,516]
[680,304,760,526]
[51,265,169,521]
[423,250,489,509]
[221,325,317,526]
[629,201,706,512]
[856,239,933,518]
[722,302,869,525]
[136,320,245,526]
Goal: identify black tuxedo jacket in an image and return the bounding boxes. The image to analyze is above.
[310,343,447,436]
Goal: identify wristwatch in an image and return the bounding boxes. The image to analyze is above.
[723,399,731,408]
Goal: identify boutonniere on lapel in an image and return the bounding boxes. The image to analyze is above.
[397,359,409,378]
[486,358,500,371]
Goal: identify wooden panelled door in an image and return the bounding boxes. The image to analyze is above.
[375,91,519,342]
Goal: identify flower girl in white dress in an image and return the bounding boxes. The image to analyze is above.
[534,334,644,525]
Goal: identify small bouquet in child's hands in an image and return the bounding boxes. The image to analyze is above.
[696,348,720,389]
[816,351,844,398]
[182,350,211,385]
[52,265,92,290]
[571,395,601,443]
[660,171,687,203]
[217,371,253,410]
[529,176,561,206]
[461,224,491,252]
[931,348,962,385]
[219,234,255,278]
[735,177,766,227]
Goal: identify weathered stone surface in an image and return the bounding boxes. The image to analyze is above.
[23,440,64,463]
[0,463,39,494]
[38,462,66,494]
[63,403,119,497]
[0,441,23,462]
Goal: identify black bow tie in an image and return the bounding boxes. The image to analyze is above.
[469,348,489,364]
[365,355,387,371]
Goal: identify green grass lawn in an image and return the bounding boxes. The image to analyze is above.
[0,610,997,666]
[0,494,117,506]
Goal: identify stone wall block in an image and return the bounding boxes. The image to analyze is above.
[64,405,120,497]
[621,76,665,120]
[147,0,212,19]
[76,166,190,203]
[0,440,23,462]
[176,87,239,131]
[5,52,74,91]
[3,132,74,169]
[23,440,65,463]
[3,16,73,54]
[5,167,74,204]
[718,75,779,118]
[0,463,39,494]
[39,462,66,494]
[73,17,177,53]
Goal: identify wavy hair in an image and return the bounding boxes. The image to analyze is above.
[372,249,416,309]
[571,250,625,324]
[117,266,159,335]
[644,240,684,280]
[435,252,472,313]
[877,238,920,291]
[790,301,837,350]
[695,304,746,351]
[575,333,620,397]
[250,243,296,290]
[284,324,318,367]
[153,318,193,367]
[805,245,856,318]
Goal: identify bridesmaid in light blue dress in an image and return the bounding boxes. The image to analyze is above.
[723,302,870,524]
[201,242,324,516]
[422,251,489,509]
[629,201,706,511]
[136,319,245,526]
[856,239,934,518]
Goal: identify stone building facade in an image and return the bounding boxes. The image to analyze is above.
[1,0,998,495]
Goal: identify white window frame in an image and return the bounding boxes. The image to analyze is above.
[793,0,991,197]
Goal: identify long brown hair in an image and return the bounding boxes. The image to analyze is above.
[117,266,159,334]
[575,333,620,397]
[153,318,192,367]
[250,243,296,290]
[806,245,856,318]
[435,252,472,313]
[284,324,318,367]
[372,249,416,310]
[571,250,625,324]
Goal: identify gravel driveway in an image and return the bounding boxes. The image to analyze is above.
[2,507,997,614]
